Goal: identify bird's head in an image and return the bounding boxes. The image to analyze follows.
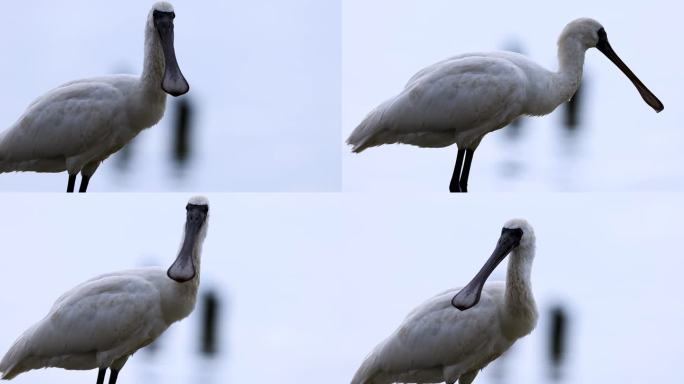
[147,2,190,97]
[559,18,663,112]
[167,196,209,283]
[501,218,535,252]
[558,18,604,49]
[451,219,534,311]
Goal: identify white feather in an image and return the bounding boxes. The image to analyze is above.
[0,197,209,380]
[347,18,608,152]
[0,2,182,178]
[351,219,538,384]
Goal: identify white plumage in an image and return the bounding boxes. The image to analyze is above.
[0,1,189,192]
[352,219,537,384]
[0,196,209,383]
[347,18,663,192]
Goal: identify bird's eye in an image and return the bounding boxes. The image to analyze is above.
[597,28,607,40]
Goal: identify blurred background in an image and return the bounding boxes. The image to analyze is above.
[0,194,681,383]
[343,0,683,192]
[0,0,341,192]
[0,194,343,383]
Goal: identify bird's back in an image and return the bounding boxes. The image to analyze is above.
[352,283,512,384]
[0,74,152,173]
[347,52,530,152]
[0,268,170,379]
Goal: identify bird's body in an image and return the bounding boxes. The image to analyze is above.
[0,196,209,383]
[347,18,663,192]
[0,75,166,175]
[352,219,537,384]
[0,1,189,192]
[0,267,196,378]
[348,51,569,152]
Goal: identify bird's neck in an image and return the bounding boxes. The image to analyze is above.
[521,40,585,116]
[190,246,202,290]
[503,245,538,338]
[553,38,586,104]
[163,254,201,324]
[163,277,199,325]
[124,22,167,129]
[184,240,203,294]
[140,23,167,96]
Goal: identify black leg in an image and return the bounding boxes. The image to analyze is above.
[67,174,76,193]
[96,368,106,384]
[449,149,465,193]
[108,368,120,384]
[459,149,475,193]
[79,174,91,193]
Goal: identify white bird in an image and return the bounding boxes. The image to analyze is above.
[351,219,537,384]
[0,1,189,192]
[0,196,209,384]
[347,18,663,192]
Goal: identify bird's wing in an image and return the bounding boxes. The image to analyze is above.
[404,53,475,87]
[372,285,506,376]
[404,51,531,87]
[395,56,527,131]
[50,267,164,307]
[25,274,165,358]
[348,56,527,151]
[48,75,137,93]
[0,80,129,161]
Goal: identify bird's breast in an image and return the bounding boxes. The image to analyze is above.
[159,281,198,325]
[128,91,167,130]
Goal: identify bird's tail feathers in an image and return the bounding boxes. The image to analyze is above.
[0,158,65,174]
[346,126,373,153]
[0,130,16,173]
[0,129,8,163]
[346,101,392,153]
[0,126,67,173]
[0,332,33,380]
[350,350,380,384]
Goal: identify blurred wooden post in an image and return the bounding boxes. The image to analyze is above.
[200,290,220,356]
[172,97,194,168]
[503,39,525,139]
[563,84,583,133]
[113,142,134,173]
[548,305,568,380]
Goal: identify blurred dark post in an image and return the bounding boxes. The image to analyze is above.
[487,348,509,383]
[548,305,568,381]
[503,39,525,140]
[172,97,195,169]
[563,84,583,134]
[111,65,136,174]
[140,256,163,356]
[143,335,160,355]
[507,109,524,137]
[200,290,221,356]
[113,142,135,173]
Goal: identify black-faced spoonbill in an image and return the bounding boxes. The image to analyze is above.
[347,18,663,192]
[0,196,209,384]
[0,1,189,192]
[351,219,536,384]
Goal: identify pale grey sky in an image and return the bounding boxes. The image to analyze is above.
[0,194,682,383]
[0,0,341,192]
[343,0,683,192]
[0,2,682,384]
